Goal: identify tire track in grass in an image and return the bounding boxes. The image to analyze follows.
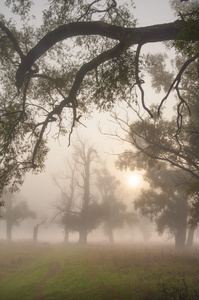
[32,262,60,300]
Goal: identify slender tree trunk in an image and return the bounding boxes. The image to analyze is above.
[33,225,38,243]
[6,220,12,241]
[186,228,195,248]
[64,226,69,243]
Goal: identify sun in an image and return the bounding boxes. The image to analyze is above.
[128,174,140,187]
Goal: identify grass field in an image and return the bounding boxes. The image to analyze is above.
[0,242,199,300]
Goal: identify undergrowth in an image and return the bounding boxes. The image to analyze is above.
[0,242,199,299]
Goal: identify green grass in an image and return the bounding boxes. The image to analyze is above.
[0,242,199,299]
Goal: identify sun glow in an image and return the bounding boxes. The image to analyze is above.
[128,174,140,187]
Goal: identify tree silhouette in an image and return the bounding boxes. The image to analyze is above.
[1,192,36,241]
[96,167,138,243]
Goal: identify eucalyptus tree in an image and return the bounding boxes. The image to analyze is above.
[1,0,199,195]
[73,137,100,244]
[133,162,192,249]
[114,108,198,247]
[114,0,199,190]
[33,216,47,243]
[96,167,138,243]
[52,137,102,244]
[0,191,36,241]
[51,160,78,243]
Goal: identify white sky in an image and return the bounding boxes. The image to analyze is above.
[134,0,175,26]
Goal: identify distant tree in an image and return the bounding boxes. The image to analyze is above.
[60,201,103,242]
[52,160,78,243]
[114,110,198,248]
[33,216,47,243]
[52,137,102,244]
[96,167,138,243]
[136,216,153,243]
[1,192,36,241]
[133,163,194,249]
[73,137,100,244]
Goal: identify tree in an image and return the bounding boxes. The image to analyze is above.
[51,160,78,243]
[96,167,137,243]
[115,114,199,180]
[113,109,199,248]
[129,1,199,180]
[114,106,198,248]
[73,137,99,244]
[133,163,192,249]
[0,0,199,193]
[52,137,102,244]
[111,3,199,232]
[187,183,199,229]
[33,216,47,243]
[0,191,36,241]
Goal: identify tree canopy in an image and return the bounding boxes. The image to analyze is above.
[0,0,199,194]
[133,161,190,249]
[0,191,36,240]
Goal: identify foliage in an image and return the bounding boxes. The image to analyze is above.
[115,105,197,248]
[0,191,36,240]
[0,0,137,194]
[174,7,199,57]
[96,167,137,242]
[134,162,190,247]
[1,191,36,226]
[61,202,103,232]
[116,113,199,180]
[116,13,199,179]
[0,0,199,195]
[52,137,101,243]
[114,2,199,234]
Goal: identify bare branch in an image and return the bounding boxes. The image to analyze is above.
[158,51,199,115]
[135,44,153,118]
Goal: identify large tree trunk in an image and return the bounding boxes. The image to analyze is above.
[175,226,187,250]
[107,227,114,244]
[186,228,195,248]
[78,228,88,244]
[174,196,189,250]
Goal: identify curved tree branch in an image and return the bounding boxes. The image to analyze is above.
[158,51,199,115]
[16,20,185,89]
[135,43,153,118]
